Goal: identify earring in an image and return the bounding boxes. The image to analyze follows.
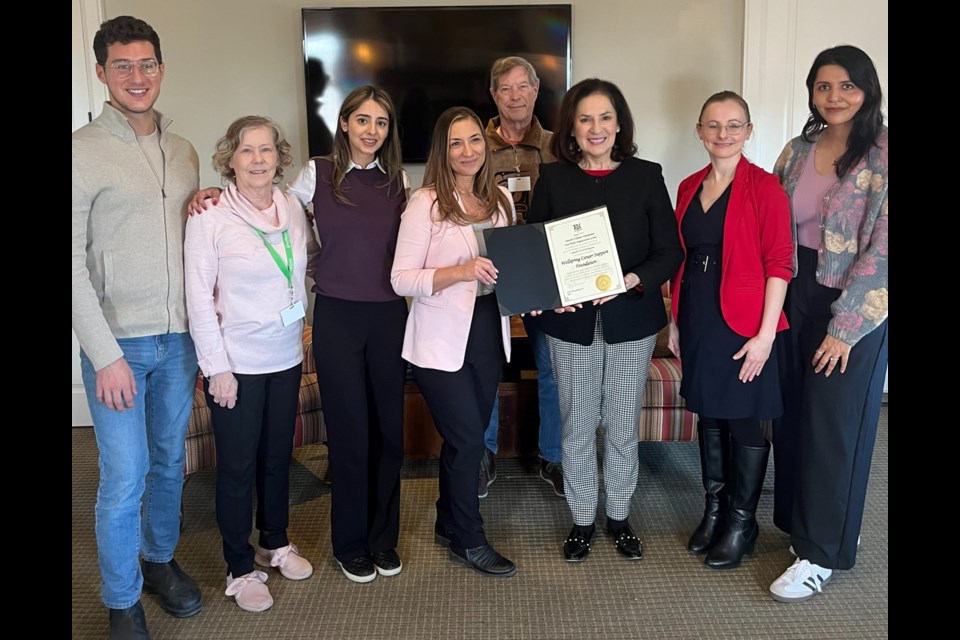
[616,127,621,133]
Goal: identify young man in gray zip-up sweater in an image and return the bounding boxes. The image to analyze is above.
[72,16,202,637]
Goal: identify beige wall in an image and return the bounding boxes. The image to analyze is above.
[105,0,743,201]
[744,0,889,171]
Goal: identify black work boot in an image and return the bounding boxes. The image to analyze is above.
[687,425,729,554]
[108,600,151,639]
[141,558,203,617]
[705,442,770,569]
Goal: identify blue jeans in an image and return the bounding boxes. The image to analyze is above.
[483,321,562,463]
[80,332,198,609]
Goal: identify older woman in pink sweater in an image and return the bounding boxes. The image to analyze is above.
[184,116,320,613]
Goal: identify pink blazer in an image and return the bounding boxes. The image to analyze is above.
[391,186,514,372]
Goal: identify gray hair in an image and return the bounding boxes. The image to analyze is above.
[489,56,539,92]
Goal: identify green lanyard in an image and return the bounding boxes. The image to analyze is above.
[251,228,294,300]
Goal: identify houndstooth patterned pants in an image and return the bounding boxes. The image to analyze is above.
[547,314,656,525]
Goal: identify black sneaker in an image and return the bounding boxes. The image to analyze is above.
[338,556,377,583]
[372,549,403,576]
[478,448,496,499]
[540,460,565,497]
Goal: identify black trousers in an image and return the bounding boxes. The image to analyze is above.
[206,362,302,577]
[412,294,504,550]
[313,295,408,563]
[773,247,887,569]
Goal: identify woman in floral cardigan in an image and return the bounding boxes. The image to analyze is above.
[768,45,888,603]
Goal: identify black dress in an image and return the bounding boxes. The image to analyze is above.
[677,183,782,420]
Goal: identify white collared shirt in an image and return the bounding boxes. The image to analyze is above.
[287,158,410,207]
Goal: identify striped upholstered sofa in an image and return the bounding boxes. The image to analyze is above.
[183,325,325,476]
[640,302,698,442]
[182,304,700,477]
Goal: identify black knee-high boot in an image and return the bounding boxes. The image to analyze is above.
[704,442,770,569]
[687,425,729,554]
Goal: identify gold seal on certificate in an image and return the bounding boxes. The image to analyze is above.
[544,206,626,307]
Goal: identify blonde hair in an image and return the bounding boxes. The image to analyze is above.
[212,115,293,185]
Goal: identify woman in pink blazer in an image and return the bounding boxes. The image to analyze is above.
[391,106,516,578]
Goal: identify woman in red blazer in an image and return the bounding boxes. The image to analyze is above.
[391,106,517,578]
[668,91,793,570]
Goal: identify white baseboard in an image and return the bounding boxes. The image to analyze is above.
[73,388,93,427]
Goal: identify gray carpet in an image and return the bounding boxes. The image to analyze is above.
[72,408,887,639]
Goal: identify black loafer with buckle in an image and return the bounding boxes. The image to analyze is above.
[607,519,643,560]
[563,523,595,562]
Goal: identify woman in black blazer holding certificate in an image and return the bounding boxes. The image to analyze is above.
[526,78,683,562]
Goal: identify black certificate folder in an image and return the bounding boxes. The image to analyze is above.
[484,223,561,317]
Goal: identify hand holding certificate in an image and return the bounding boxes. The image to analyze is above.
[483,206,626,316]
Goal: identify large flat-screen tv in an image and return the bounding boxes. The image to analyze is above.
[302,5,572,162]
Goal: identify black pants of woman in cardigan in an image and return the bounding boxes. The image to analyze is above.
[773,246,887,570]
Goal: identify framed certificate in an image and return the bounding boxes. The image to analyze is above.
[543,206,626,307]
[483,206,625,316]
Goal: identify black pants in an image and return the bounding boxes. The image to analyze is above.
[773,247,887,569]
[412,294,504,549]
[206,362,302,577]
[313,295,408,563]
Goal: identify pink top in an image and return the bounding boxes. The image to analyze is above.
[792,145,839,250]
[184,183,320,376]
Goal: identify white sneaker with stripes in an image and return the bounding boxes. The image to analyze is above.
[769,558,833,603]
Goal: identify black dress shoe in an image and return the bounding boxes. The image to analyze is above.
[563,524,595,562]
[109,600,151,640]
[449,543,517,577]
[607,521,643,560]
[141,558,203,617]
[434,522,452,548]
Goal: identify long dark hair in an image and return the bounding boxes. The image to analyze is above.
[550,78,637,165]
[323,85,404,205]
[421,106,513,226]
[801,45,885,177]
